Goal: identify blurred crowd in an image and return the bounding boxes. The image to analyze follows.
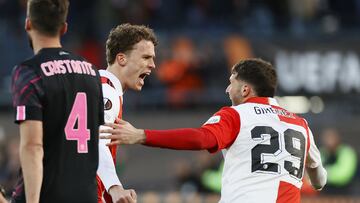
[2,0,360,109]
[62,0,360,36]
[3,0,360,35]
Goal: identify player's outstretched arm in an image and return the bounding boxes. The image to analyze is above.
[108,185,137,203]
[100,118,221,151]
[100,107,239,151]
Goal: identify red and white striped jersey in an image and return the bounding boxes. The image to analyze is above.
[202,97,322,203]
[96,70,124,202]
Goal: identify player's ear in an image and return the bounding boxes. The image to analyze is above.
[116,53,127,66]
[25,18,31,31]
[241,84,251,97]
[60,22,68,36]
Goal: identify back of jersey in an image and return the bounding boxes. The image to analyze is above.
[12,48,104,203]
[220,97,315,203]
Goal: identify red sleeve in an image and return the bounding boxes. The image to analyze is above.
[144,128,218,151]
[144,107,240,153]
[202,107,240,152]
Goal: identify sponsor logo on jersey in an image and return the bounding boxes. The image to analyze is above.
[104,98,112,110]
[204,115,221,125]
[59,51,69,55]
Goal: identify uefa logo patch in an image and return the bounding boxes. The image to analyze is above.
[104,98,112,110]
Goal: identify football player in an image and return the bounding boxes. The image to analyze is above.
[96,23,157,203]
[11,0,104,202]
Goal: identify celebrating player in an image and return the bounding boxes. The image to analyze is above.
[11,0,104,202]
[101,59,327,202]
[96,24,157,203]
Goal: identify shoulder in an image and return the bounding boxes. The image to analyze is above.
[214,106,239,116]
[204,106,239,125]
[291,112,309,126]
[102,82,118,99]
[99,70,123,95]
[231,102,255,111]
[99,69,107,77]
[14,56,38,71]
[12,61,41,83]
[223,103,251,117]
[100,71,118,95]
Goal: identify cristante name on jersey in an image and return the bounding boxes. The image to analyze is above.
[254,106,295,118]
[40,59,96,77]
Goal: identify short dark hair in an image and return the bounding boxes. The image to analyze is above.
[106,23,158,65]
[27,0,69,36]
[232,58,277,97]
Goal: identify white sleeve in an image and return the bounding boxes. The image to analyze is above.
[305,127,327,190]
[98,127,122,191]
[97,84,122,191]
[306,128,322,168]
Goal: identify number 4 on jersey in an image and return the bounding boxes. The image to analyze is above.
[65,92,90,153]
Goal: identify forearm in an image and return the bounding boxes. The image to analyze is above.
[20,145,43,203]
[306,165,327,190]
[144,128,218,150]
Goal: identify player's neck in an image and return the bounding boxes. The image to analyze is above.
[31,34,62,55]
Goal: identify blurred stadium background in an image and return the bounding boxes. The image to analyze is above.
[1,0,360,202]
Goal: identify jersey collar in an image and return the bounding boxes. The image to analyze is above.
[99,70,123,96]
[37,47,63,54]
[243,97,279,106]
